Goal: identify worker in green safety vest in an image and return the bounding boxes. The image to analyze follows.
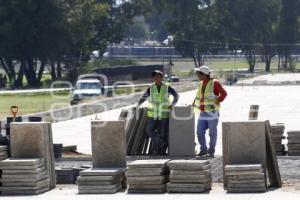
[137,70,179,155]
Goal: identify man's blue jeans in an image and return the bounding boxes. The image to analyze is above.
[147,118,169,155]
[196,112,219,154]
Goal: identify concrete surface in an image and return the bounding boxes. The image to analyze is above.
[0,184,300,199]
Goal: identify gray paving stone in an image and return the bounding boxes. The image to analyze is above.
[126,171,165,177]
[169,106,195,156]
[170,170,210,176]
[127,179,167,185]
[1,178,50,187]
[1,171,47,179]
[167,182,212,189]
[167,160,210,170]
[1,186,50,195]
[169,178,211,184]
[77,175,121,181]
[0,174,49,183]
[167,187,209,193]
[227,178,265,184]
[91,120,126,168]
[0,146,7,151]
[0,163,44,170]
[128,184,166,190]
[0,158,43,166]
[78,185,121,194]
[78,183,121,190]
[2,167,46,174]
[0,180,49,191]
[227,187,266,193]
[128,159,169,168]
[225,170,264,176]
[76,180,120,186]
[169,174,211,180]
[80,168,124,176]
[228,182,266,188]
[226,173,265,180]
[127,188,166,194]
[225,164,263,172]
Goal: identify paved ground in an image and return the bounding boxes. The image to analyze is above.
[1,184,300,200]
[237,73,300,85]
[52,84,300,155]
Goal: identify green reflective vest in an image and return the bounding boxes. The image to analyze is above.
[194,79,220,112]
[147,83,170,119]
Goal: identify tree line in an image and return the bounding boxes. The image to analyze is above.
[0,0,150,88]
[0,0,300,88]
[152,0,300,72]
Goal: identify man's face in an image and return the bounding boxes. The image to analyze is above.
[153,74,163,84]
[196,72,205,81]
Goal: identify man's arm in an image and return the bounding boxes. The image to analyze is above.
[137,87,150,106]
[168,86,179,106]
[214,80,227,103]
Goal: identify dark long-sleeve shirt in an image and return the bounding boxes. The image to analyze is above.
[138,85,179,106]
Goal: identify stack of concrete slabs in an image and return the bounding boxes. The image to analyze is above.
[225,164,266,193]
[77,168,124,194]
[0,158,50,195]
[287,131,300,156]
[126,159,169,193]
[0,146,8,161]
[270,124,285,155]
[10,122,56,189]
[167,160,212,193]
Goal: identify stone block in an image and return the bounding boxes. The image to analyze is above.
[80,168,124,176]
[91,120,126,168]
[128,184,166,190]
[77,175,121,181]
[78,183,121,190]
[128,159,169,168]
[170,170,210,176]
[228,182,266,188]
[167,160,210,170]
[0,158,43,166]
[2,178,50,187]
[169,106,195,156]
[78,185,122,194]
[227,187,266,193]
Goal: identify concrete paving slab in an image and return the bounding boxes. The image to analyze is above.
[227,187,266,193]
[91,120,126,168]
[1,186,50,195]
[0,146,7,151]
[128,184,166,190]
[167,160,210,170]
[0,158,43,166]
[1,171,47,179]
[78,183,121,190]
[227,182,266,188]
[77,180,120,186]
[167,182,211,189]
[77,175,121,181]
[169,106,195,156]
[169,178,211,184]
[1,167,46,174]
[225,164,263,171]
[1,178,50,187]
[127,188,166,194]
[0,163,44,170]
[128,160,169,168]
[79,168,124,176]
[169,174,211,180]
[170,170,210,176]
[78,185,121,194]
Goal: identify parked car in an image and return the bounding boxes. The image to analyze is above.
[71,79,104,105]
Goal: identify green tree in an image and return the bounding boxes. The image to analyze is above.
[277,0,300,71]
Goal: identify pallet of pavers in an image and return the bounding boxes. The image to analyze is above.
[287,131,300,156]
[126,159,169,193]
[167,160,212,193]
[0,146,8,161]
[0,158,50,195]
[225,164,266,193]
[270,124,286,155]
[77,168,124,194]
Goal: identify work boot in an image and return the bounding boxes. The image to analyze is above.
[206,153,215,158]
[197,150,208,157]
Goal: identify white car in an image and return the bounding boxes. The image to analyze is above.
[71,79,103,105]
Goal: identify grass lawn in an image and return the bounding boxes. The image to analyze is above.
[0,92,71,119]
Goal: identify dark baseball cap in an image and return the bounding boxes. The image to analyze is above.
[152,70,164,77]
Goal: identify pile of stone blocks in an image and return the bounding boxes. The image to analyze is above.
[167,160,212,193]
[77,168,124,194]
[287,131,300,156]
[10,122,56,189]
[225,164,266,193]
[0,146,8,161]
[77,120,127,194]
[0,158,50,195]
[126,159,169,193]
[270,124,286,155]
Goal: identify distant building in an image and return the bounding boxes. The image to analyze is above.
[93,65,171,84]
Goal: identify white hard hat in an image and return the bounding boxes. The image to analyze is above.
[195,66,211,75]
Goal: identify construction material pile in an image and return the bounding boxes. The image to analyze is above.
[126,160,169,194]
[77,168,124,194]
[0,146,7,161]
[119,107,154,155]
[167,160,212,193]
[225,164,266,193]
[0,158,50,195]
[287,131,300,156]
[270,124,286,155]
